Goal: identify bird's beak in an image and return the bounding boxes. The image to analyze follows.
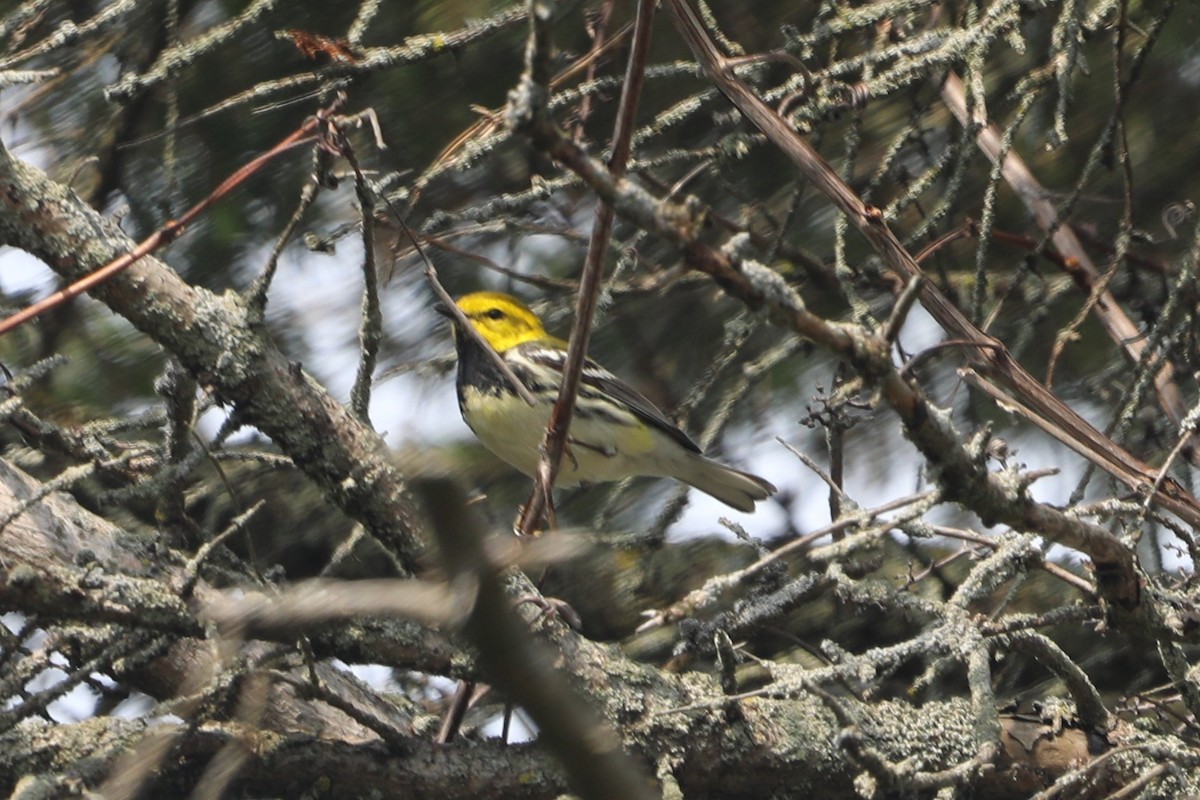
[433,301,453,319]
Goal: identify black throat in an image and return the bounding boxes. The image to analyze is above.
[453,329,511,407]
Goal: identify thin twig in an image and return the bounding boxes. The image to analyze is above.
[0,100,340,337]
[334,118,382,423]
[516,0,658,534]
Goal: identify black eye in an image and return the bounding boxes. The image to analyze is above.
[484,308,506,320]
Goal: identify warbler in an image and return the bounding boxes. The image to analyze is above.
[438,291,776,512]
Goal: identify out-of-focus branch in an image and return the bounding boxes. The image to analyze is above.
[199,578,472,638]
[418,476,656,800]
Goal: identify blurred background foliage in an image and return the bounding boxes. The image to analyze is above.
[1,0,1199,708]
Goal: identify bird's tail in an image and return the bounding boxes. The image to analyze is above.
[675,453,777,512]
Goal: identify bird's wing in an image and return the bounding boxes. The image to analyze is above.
[518,343,701,454]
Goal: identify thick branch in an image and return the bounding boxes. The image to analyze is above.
[0,139,428,570]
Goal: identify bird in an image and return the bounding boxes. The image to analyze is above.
[437,291,776,512]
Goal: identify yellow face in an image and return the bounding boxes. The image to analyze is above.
[455,292,548,352]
